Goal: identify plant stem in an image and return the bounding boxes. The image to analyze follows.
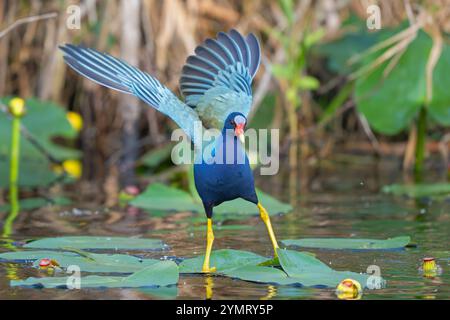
[3,116,21,238]
[414,107,427,181]
[9,117,20,186]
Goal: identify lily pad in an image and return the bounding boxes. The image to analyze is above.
[219,249,374,288]
[0,250,160,273]
[221,265,296,285]
[131,183,292,220]
[11,260,179,288]
[382,183,450,199]
[179,249,268,273]
[277,249,372,288]
[23,236,166,251]
[281,236,411,250]
[139,286,178,299]
[178,248,377,289]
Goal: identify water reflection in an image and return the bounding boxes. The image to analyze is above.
[2,183,19,249]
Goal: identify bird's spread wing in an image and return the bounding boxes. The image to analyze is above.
[60,44,204,148]
[179,29,261,129]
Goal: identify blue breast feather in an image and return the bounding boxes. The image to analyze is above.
[194,134,258,207]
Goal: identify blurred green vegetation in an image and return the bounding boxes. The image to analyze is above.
[0,0,448,198]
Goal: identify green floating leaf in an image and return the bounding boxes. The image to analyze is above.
[382,183,450,199]
[138,286,178,299]
[277,249,372,288]
[281,236,411,250]
[222,265,296,285]
[179,249,268,274]
[131,183,201,212]
[131,183,292,220]
[11,260,179,288]
[0,250,160,273]
[220,249,374,288]
[23,236,166,251]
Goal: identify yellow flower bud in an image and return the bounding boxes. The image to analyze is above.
[421,257,442,278]
[422,257,437,272]
[66,111,83,132]
[63,159,82,179]
[336,278,362,300]
[9,98,26,117]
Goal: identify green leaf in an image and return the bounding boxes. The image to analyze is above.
[179,249,267,273]
[140,143,174,168]
[354,32,431,135]
[271,63,294,79]
[277,249,372,287]
[222,265,296,285]
[130,183,201,212]
[217,249,374,288]
[0,250,160,273]
[0,97,80,187]
[0,158,60,188]
[278,0,294,25]
[23,236,166,251]
[0,97,79,160]
[281,236,411,250]
[318,81,354,125]
[382,183,450,199]
[131,183,292,221]
[298,76,320,90]
[138,286,178,299]
[429,44,450,126]
[249,94,276,130]
[277,249,332,274]
[11,260,179,288]
[316,29,380,74]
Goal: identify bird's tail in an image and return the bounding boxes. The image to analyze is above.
[59,44,168,110]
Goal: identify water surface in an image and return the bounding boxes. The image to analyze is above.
[0,155,448,299]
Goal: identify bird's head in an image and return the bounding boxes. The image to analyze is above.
[223,112,247,143]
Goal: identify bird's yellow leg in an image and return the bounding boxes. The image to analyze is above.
[205,275,214,300]
[257,203,279,257]
[202,218,216,273]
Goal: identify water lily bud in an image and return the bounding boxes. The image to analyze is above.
[9,98,26,117]
[66,111,83,132]
[124,185,140,196]
[39,258,51,268]
[63,159,82,179]
[422,257,437,272]
[336,278,362,300]
[421,257,442,277]
[39,258,60,269]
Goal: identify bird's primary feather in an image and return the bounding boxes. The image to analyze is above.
[59,44,205,148]
[179,30,261,129]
